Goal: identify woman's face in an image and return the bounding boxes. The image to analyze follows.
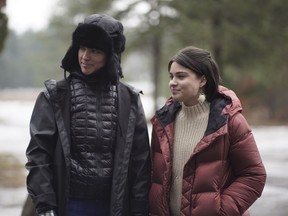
[78,46,107,75]
[169,61,206,106]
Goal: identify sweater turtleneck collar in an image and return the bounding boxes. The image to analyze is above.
[179,101,210,119]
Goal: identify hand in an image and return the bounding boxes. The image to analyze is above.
[38,210,56,216]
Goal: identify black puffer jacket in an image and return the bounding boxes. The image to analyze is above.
[69,77,117,200]
[26,78,151,215]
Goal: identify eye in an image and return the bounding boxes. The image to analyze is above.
[176,74,186,79]
[169,73,173,80]
[79,46,86,51]
[175,72,187,80]
[91,49,104,54]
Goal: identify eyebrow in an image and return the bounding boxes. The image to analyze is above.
[169,71,189,75]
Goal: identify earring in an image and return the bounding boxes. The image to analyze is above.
[197,92,206,104]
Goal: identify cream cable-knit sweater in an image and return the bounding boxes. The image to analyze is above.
[170,101,210,216]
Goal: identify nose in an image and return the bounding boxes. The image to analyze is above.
[169,77,177,86]
[82,49,90,60]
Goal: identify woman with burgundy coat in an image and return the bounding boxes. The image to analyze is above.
[149,46,266,216]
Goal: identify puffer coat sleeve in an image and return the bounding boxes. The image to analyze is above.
[26,90,58,213]
[220,112,266,215]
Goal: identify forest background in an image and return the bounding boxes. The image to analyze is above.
[1,0,288,124]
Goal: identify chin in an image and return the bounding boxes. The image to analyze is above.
[172,96,182,102]
[82,70,93,75]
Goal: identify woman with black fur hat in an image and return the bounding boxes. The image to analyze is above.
[25,14,151,216]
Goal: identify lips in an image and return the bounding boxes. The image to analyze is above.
[81,62,92,69]
[170,88,180,94]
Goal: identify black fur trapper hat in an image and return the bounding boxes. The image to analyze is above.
[61,14,126,84]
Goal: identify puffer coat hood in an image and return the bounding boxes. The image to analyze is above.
[61,14,126,84]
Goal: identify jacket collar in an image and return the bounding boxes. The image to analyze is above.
[154,88,234,136]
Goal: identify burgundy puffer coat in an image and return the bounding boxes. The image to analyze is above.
[149,86,266,216]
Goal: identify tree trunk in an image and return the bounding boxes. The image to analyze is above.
[152,34,162,112]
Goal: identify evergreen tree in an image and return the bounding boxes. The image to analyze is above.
[0,0,8,53]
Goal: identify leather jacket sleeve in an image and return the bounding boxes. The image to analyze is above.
[25,90,58,213]
[129,95,152,215]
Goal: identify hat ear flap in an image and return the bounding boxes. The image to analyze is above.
[61,45,79,71]
[107,53,120,83]
[113,34,125,54]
